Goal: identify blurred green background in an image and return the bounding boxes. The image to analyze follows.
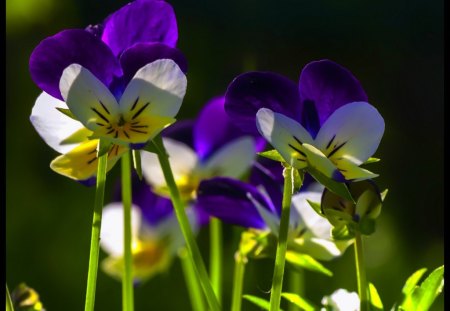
[6,0,444,310]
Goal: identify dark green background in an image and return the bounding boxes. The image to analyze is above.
[6,0,444,310]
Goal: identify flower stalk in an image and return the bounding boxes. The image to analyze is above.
[121,150,134,311]
[84,143,108,311]
[354,232,369,311]
[269,166,294,311]
[210,217,223,304]
[231,250,247,311]
[288,269,304,311]
[6,283,14,311]
[153,136,221,311]
[179,247,206,311]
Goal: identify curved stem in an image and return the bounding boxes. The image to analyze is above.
[121,151,134,311]
[269,167,294,311]
[6,284,14,311]
[354,232,368,311]
[84,149,108,311]
[231,251,247,311]
[210,217,223,304]
[153,137,221,311]
[179,247,206,311]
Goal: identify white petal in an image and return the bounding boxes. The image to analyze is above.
[30,92,86,153]
[315,102,384,164]
[119,59,187,118]
[100,203,142,257]
[247,191,278,234]
[256,108,314,169]
[290,184,326,233]
[202,136,256,179]
[60,64,120,131]
[141,138,198,189]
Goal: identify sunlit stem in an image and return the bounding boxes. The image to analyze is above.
[121,151,134,311]
[84,146,108,311]
[231,250,247,311]
[288,269,304,311]
[210,217,223,304]
[179,247,206,311]
[354,232,369,311]
[153,136,221,311]
[6,284,14,311]
[269,166,294,311]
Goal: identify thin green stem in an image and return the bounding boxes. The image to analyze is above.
[354,232,369,311]
[154,137,221,311]
[288,269,304,311]
[84,150,108,311]
[210,217,223,304]
[231,251,247,311]
[6,284,14,311]
[121,151,134,311]
[179,247,206,311]
[269,167,294,311]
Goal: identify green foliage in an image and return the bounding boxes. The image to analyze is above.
[369,282,384,310]
[285,251,333,277]
[292,168,304,194]
[59,127,92,145]
[364,157,381,164]
[395,265,444,311]
[132,149,143,180]
[243,295,284,311]
[96,139,113,157]
[305,166,354,202]
[258,149,286,163]
[281,292,317,311]
[55,107,77,120]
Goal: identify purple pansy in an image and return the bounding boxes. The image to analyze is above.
[29,0,188,183]
[225,60,384,182]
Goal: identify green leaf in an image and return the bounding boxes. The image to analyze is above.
[243,295,279,311]
[358,217,376,236]
[281,293,317,311]
[97,139,113,157]
[402,268,428,296]
[132,150,143,180]
[369,283,384,310]
[331,224,354,240]
[364,157,381,164]
[258,149,286,163]
[286,251,333,277]
[292,169,304,193]
[56,107,77,120]
[305,166,354,203]
[306,199,324,217]
[380,189,389,202]
[59,128,92,145]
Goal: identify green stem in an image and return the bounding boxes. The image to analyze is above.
[354,232,369,311]
[231,251,247,311]
[288,269,304,311]
[6,284,14,311]
[84,149,108,311]
[179,247,206,311]
[269,167,294,311]
[121,151,134,311]
[210,217,223,304]
[154,137,221,311]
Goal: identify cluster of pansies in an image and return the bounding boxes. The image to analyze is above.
[20,0,444,311]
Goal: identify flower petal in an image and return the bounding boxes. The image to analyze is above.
[225,72,302,136]
[196,177,274,229]
[119,59,187,119]
[314,102,385,165]
[30,92,88,154]
[100,203,142,257]
[141,138,198,190]
[202,136,256,179]
[255,108,314,169]
[60,64,120,132]
[29,29,121,100]
[50,140,125,182]
[101,0,178,57]
[161,119,195,149]
[299,59,368,125]
[120,42,188,86]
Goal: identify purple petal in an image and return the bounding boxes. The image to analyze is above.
[194,96,257,161]
[101,0,178,57]
[161,119,195,149]
[196,177,276,229]
[299,59,368,126]
[120,42,188,85]
[29,29,121,101]
[224,72,302,136]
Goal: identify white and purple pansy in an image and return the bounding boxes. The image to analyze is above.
[140,96,266,204]
[197,167,352,261]
[100,179,199,283]
[225,60,385,183]
[29,0,188,185]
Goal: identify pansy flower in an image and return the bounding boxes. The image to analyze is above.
[100,180,198,283]
[140,95,265,222]
[29,0,187,185]
[225,59,385,183]
[197,164,352,261]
